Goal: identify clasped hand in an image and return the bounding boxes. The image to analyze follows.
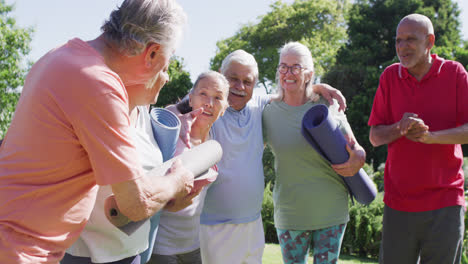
[398,113,432,143]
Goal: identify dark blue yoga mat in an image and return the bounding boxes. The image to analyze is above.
[301,104,377,205]
[141,108,181,263]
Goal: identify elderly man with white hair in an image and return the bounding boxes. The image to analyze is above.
[369,14,468,264]
[199,49,346,264]
[0,1,194,263]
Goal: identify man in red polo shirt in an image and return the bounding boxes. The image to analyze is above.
[368,14,468,263]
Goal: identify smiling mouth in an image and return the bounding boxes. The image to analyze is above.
[285,80,296,83]
[202,111,213,116]
[230,90,246,97]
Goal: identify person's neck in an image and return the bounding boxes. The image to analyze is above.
[283,91,307,106]
[408,54,433,81]
[189,121,211,146]
[87,34,138,87]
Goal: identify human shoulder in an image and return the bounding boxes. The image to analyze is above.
[381,62,401,77]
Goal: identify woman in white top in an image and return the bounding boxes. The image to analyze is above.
[149,71,229,264]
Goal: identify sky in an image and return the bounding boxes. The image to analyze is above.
[5,0,468,87]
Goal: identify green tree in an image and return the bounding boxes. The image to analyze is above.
[210,0,349,93]
[152,56,192,108]
[0,1,33,137]
[323,0,465,168]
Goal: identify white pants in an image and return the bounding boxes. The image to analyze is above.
[200,217,265,264]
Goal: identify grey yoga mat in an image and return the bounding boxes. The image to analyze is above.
[104,139,222,236]
[301,104,377,205]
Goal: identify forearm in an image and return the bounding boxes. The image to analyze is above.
[426,123,468,144]
[369,123,402,147]
[111,170,184,221]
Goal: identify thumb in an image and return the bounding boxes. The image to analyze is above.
[345,143,353,155]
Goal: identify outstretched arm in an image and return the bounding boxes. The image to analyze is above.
[312,83,347,112]
[111,159,194,221]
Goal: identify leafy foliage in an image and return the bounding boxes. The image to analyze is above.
[210,0,349,93]
[151,56,192,108]
[0,0,33,137]
[262,181,278,243]
[322,0,466,168]
[342,193,384,258]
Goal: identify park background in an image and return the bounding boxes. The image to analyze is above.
[2,0,468,262]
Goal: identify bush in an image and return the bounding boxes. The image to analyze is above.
[341,193,384,258]
[262,181,278,243]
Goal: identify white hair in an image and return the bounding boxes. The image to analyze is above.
[101,0,187,56]
[220,50,259,81]
[276,41,316,101]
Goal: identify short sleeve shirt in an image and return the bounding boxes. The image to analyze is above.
[368,54,468,212]
[0,38,143,263]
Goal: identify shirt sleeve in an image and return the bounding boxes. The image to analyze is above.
[368,72,390,126]
[71,81,143,186]
[456,62,468,125]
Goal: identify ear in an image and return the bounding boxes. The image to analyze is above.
[305,70,314,83]
[188,94,193,107]
[144,43,162,68]
[427,34,435,50]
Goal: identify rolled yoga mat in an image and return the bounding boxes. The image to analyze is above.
[301,104,377,205]
[150,107,181,162]
[104,139,223,235]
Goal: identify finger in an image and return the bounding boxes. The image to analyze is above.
[335,92,347,112]
[189,107,204,119]
[168,159,182,173]
[323,93,333,105]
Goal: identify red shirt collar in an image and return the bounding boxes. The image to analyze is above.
[398,54,446,80]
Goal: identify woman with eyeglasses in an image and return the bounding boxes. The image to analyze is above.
[262,42,366,264]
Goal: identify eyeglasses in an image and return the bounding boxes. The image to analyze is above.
[278,64,305,75]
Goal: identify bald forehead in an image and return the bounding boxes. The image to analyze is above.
[397,14,434,35]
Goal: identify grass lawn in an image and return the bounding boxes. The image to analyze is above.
[262,243,378,264]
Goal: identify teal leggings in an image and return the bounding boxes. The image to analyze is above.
[277,223,346,264]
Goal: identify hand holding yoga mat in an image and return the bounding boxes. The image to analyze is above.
[104,140,223,235]
[301,104,377,205]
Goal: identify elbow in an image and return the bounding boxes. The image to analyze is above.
[116,195,153,222]
[111,179,161,222]
[369,136,379,147]
[369,128,382,147]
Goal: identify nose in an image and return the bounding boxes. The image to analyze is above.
[234,79,245,90]
[204,97,213,108]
